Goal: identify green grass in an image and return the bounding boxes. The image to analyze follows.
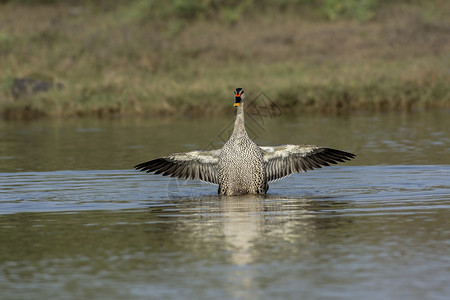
[0,1,449,119]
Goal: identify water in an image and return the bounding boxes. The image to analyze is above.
[0,111,449,300]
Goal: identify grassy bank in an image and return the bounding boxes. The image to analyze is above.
[0,1,449,119]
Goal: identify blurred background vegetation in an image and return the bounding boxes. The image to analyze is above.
[0,0,449,118]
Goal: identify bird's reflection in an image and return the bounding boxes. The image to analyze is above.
[220,195,266,266]
[163,192,350,299]
[217,195,328,264]
[169,193,349,262]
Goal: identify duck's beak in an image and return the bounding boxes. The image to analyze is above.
[234,95,241,107]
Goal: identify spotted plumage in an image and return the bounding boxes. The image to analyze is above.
[134,88,355,196]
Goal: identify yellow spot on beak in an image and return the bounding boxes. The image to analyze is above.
[233,103,241,107]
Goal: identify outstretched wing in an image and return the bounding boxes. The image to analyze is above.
[261,145,355,182]
[134,149,221,184]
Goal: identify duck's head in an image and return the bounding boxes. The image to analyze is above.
[233,88,245,107]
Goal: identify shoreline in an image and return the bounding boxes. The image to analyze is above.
[1,2,449,119]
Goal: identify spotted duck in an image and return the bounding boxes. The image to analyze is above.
[135,88,355,196]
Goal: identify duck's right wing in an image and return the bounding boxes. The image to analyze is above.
[260,145,355,182]
[134,149,221,184]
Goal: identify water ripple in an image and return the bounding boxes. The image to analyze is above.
[0,165,448,217]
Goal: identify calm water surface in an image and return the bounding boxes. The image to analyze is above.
[0,111,449,300]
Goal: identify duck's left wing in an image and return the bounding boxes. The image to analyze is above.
[260,145,355,182]
[134,149,221,184]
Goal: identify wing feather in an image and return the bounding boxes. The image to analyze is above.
[261,145,355,182]
[134,149,221,185]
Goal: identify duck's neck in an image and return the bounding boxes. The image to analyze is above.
[232,105,247,138]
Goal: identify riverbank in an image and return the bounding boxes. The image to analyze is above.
[0,1,449,119]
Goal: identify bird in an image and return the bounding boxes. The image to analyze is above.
[134,88,355,196]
